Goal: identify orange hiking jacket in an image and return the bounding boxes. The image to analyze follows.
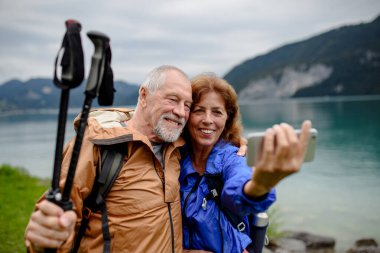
[31,108,185,253]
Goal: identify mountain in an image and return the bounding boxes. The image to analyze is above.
[2,16,380,110]
[0,78,139,111]
[224,15,380,101]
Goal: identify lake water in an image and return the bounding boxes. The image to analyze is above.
[1,96,380,251]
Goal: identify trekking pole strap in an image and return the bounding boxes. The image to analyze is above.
[53,20,84,89]
[97,43,115,106]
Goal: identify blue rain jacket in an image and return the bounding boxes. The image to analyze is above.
[180,140,276,253]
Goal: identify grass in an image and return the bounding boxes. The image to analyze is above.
[0,164,49,253]
[267,205,285,239]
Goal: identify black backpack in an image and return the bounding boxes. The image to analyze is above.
[71,144,127,253]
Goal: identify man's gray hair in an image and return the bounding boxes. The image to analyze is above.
[141,65,188,93]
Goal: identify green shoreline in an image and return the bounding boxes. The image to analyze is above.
[0,164,49,252]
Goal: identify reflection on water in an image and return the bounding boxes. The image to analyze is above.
[240,96,380,251]
[1,97,379,251]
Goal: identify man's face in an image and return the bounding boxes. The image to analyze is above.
[143,70,192,142]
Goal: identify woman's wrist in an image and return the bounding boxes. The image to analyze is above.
[243,180,269,199]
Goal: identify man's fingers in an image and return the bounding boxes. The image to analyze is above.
[25,231,64,249]
[237,137,248,156]
[25,220,68,249]
[30,210,63,231]
[37,200,64,217]
[59,210,77,228]
[29,208,76,232]
[27,219,70,242]
[236,145,247,156]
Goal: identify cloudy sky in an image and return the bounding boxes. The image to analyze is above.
[0,0,379,85]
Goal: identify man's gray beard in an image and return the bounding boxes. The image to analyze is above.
[154,113,185,142]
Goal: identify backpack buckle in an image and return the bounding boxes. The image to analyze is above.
[210,189,218,198]
[202,198,207,210]
[237,222,246,232]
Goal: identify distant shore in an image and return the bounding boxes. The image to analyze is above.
[2,94,380,115]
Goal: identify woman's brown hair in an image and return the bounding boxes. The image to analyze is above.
[189,73,242,147]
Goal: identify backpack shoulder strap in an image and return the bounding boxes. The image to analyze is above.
[203,173,223,204]
[204,173,269,253]
[71,144,127,253]
[203,173,248,233]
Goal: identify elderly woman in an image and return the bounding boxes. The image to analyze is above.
[180,73,311,253]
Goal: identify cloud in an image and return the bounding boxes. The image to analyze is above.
[0,0,379,84]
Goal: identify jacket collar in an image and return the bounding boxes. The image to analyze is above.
[77,108,185,151]
[179,140,230,181]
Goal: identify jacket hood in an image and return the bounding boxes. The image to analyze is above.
[73,107,185,148]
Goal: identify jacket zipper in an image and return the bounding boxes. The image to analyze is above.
[167,203,175,253]
[154,149,175,253]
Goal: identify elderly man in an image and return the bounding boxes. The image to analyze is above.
[25,65,193,253]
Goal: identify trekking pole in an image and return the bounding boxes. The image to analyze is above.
[46,19,84,211]
[45,31,112,253]
[249,212,269,253]
[61,31,111,203]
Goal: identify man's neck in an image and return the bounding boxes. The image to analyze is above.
[128,116,164,143]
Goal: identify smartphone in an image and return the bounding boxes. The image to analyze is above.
[246,128,318,167]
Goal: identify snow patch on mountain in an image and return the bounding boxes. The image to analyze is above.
[239,64,333,100]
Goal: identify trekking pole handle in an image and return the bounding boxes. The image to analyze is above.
[60,20,83,86]
[85,31,110,98]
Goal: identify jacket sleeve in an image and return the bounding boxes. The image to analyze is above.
[26,130,100,253]
[219,148,276,216]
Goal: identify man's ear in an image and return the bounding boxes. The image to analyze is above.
[139,87,148,108]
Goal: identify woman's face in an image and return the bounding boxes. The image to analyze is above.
[188,91,228,149]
